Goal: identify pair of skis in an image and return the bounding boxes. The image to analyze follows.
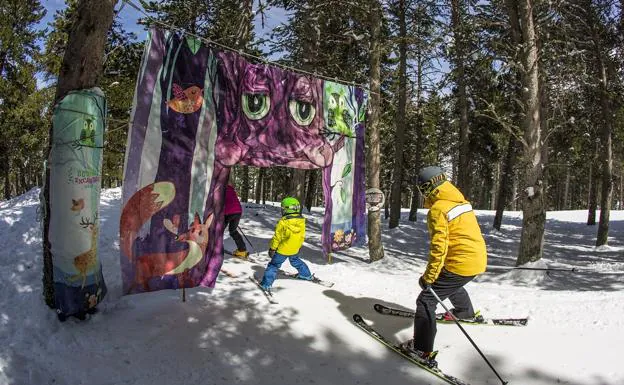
[250,272,334,304]
[353,314,471,385]
[374,303,529,326]
[354,304,526,385]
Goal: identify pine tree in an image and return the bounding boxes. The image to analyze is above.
[367,0,385,261]
[0,0,46,199]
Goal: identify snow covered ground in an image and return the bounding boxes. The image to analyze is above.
[1,187,624,385]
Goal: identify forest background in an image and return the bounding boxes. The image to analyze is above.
[1,0,622,270]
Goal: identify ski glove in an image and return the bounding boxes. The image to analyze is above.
[268,249,276,258]
[418,276,431,290]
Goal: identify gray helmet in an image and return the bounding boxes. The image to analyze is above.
[415,166,446,197]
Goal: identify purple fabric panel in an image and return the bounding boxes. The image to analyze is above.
[214,51,334,170]
[148,34,210,229]
[122,28,165,205]
[142,33,211,290]
[121,32,218,294]
[351,89,367,246]
[199,164,229,287]
[321,159,333,256]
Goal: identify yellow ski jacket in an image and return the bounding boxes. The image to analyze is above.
[422,181,487,284]
[269,214,306,256]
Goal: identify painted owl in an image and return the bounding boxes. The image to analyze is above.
[79,119,96,147]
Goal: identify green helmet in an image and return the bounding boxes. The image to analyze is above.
[281,196,301,215]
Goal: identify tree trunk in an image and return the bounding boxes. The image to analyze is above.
[3,160,10,200]
[563,165,570,209]
[490,161,499,210]
[494,135,518,230]
[384,188,390,219]
[510,0,546,265]
[43,0,118,308]
[451,0,471,198]
[262,170,268,205]
[408,47,425,222]
[595,61,613,246]
[408,189,420,221]
[305,170,318,213]
[14,170,19,196]
[240,166,250,202]
[618,170,624,210]
[587,141,599,224]
[255,168,264,204]
[17,166,23,195]
[389,0,408,229]
[367,0,385,262]
[289,169,307,206]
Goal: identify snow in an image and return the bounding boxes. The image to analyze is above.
[2,187,624,385]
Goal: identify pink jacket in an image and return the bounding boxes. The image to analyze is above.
[224,185,242,216]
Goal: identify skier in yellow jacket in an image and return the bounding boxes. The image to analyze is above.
[259,197,313,291]
[402,166,487,367]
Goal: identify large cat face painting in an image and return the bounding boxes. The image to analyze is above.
[214,52,335,169]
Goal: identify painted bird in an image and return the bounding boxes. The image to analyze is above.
[167,83,203,114]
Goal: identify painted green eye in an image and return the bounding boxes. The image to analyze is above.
[242,93,270,120]
[329,93,339,109]
[289,99,316,126]
[338,95,346,109]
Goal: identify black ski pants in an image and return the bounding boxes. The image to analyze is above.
[413,268,476,352]
[224,213,246,251]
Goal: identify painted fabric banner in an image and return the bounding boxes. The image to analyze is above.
[121,27,367,295]
[321,83,367,253]
[48,88,108,318]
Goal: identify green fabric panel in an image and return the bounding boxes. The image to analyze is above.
[48,88,108,317]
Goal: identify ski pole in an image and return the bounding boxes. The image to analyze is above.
[238,226,255,253]
[428,287,508,385]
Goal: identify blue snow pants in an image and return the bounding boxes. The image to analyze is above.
[260,251,312,288]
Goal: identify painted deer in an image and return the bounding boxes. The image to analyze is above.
[70,214,100,289]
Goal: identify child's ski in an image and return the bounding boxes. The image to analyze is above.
[249,275,278,304]
[279,272,334,287]
[352,314,472,385]
[374,303,528,326]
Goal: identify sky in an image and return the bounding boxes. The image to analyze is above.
[39,0,287,50]
[1,185,624,385]
[39,0,143,36]
[36,0,288,88]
